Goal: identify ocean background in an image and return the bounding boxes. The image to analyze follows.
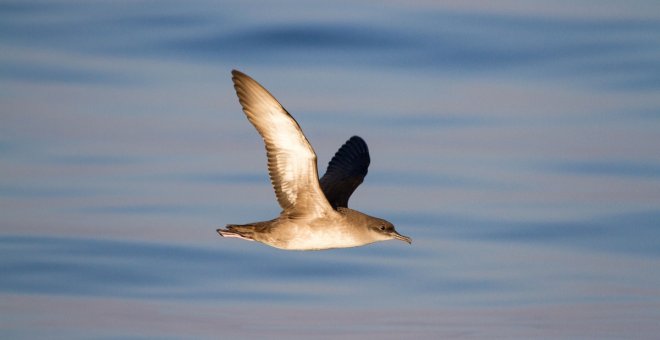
[2,0,660,338]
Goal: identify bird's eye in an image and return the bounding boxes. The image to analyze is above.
[378,225,386,231]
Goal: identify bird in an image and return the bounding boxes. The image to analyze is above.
[216,70,411,250]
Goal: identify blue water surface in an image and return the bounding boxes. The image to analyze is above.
[1,0,660,338]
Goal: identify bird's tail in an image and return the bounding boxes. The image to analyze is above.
[216,224,256,241]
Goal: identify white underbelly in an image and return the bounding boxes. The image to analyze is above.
[281,228,364,250]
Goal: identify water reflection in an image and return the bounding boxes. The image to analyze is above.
[1,0,660,338]
[0,235,418,301]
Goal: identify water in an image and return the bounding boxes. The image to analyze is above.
[2,0,660,338]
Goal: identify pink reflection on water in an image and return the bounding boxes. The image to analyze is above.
[3,294,659,339]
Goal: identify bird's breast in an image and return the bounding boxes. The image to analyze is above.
[271,220,368,250]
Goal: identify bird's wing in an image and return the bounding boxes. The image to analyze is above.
[319,136,370,209]
[231,70,334,217]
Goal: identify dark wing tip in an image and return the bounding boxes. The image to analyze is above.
[328,136,370,176]
[346,136,369,155]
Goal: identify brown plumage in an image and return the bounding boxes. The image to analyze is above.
[217,70,411,250]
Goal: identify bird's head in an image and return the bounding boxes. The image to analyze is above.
[367,218,412,244]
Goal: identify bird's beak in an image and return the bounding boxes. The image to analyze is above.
[390,231,412,244]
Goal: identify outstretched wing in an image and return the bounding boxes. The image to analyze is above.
[319,136,370,209]
[231,70,333,217]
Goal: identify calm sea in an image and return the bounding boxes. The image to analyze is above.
[2,1,660,338]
